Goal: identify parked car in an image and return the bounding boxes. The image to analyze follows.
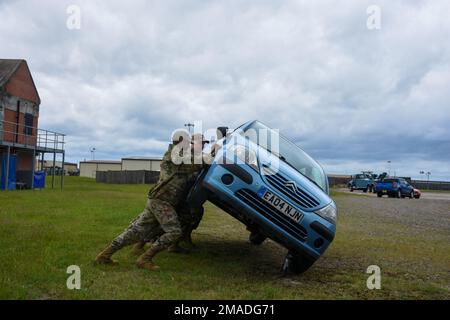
[348,173,376,193]
[413,188,421,199]
[375,178,415,198]
[188,120,337,274]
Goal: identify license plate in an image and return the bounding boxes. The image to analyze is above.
[258,187,303,223]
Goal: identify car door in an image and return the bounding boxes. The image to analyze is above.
[400,179,410,195]
[355,175,363,188]
[404,181,413,194]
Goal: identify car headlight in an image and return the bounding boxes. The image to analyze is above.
[314,201,337,224]
[228,144,259,171]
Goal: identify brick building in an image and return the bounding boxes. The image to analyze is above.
[0,59,65,190]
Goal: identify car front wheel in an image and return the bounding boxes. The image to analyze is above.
[249,231,267,245]
[281,252,315,275]
[397,189,402,198]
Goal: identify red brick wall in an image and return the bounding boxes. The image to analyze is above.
[5,61,40,105]
[3,108,38,145]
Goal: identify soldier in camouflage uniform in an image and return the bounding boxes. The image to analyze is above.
[95,131,208,271]
[131,135,209,255]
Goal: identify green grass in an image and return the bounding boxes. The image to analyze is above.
[0,177,448,299]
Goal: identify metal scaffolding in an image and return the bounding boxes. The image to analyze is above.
[0,119,65,190]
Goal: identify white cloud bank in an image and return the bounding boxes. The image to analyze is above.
[1,0,449,179]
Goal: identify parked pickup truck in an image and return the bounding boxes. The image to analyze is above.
[375,178,415,198]
[188,120,337,274]
[348,173,375,193]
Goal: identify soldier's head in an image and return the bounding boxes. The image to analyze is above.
[190,133,209,153]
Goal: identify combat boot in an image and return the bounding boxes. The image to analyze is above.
[95,244,118,264]
[136,246,164,271]
[167,243,190,254]
[131,241,146,256]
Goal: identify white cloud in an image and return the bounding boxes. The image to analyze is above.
[1,0,449,180]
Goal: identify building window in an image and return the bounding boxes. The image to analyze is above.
[24,113,33,136]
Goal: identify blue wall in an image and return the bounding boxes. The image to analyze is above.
[1,154,17,190]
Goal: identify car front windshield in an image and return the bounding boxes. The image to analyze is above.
[242,121,328,192]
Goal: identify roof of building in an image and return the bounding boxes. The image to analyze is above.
[80,160,122,164]
[0,59,22,88]
[328,173,352,178]
[121,156,163,161]
[0,59,41,105]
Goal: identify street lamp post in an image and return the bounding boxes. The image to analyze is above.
[387,160,392,176]
[91,148,96,160]
[184,123,194,135]
[419,171,431,190]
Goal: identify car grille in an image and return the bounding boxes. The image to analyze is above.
[235,189,307,242]
[262,166,320,210]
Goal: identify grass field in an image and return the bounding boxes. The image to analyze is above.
[0,177,449,299]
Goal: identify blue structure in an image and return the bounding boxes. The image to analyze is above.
[1,154,16,190]
[33,170,46,189]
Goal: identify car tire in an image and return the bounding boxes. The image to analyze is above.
[281,252,315,275]
[377,192,382,198]
[363,188,368,193]
[409,191,414,199]
[249,231,267,245]
[397,190,402,198]
[350,186,354,192]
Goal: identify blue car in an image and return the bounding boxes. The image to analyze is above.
[189,120,337,274]
[375,177,415,198]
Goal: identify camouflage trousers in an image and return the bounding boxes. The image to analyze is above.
[111,198,182,251]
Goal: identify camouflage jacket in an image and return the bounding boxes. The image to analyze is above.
[148,143,204,208]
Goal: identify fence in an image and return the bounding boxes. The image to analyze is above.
[328,175,351,187]
[96,170,160,184]
[1,119,65,151]
[411,180,450,191]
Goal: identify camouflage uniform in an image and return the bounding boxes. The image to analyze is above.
[109,143,203,252]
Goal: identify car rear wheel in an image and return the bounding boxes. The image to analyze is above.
[281,252,315,275]
[363,188,368,193]
[249,231,267,245]
[377,192,383,198]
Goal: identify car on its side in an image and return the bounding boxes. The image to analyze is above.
[348,173,375,193]
[189,120,337,274]
[375,178,415,198]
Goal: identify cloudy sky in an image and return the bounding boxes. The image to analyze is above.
[1,0,449,180]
